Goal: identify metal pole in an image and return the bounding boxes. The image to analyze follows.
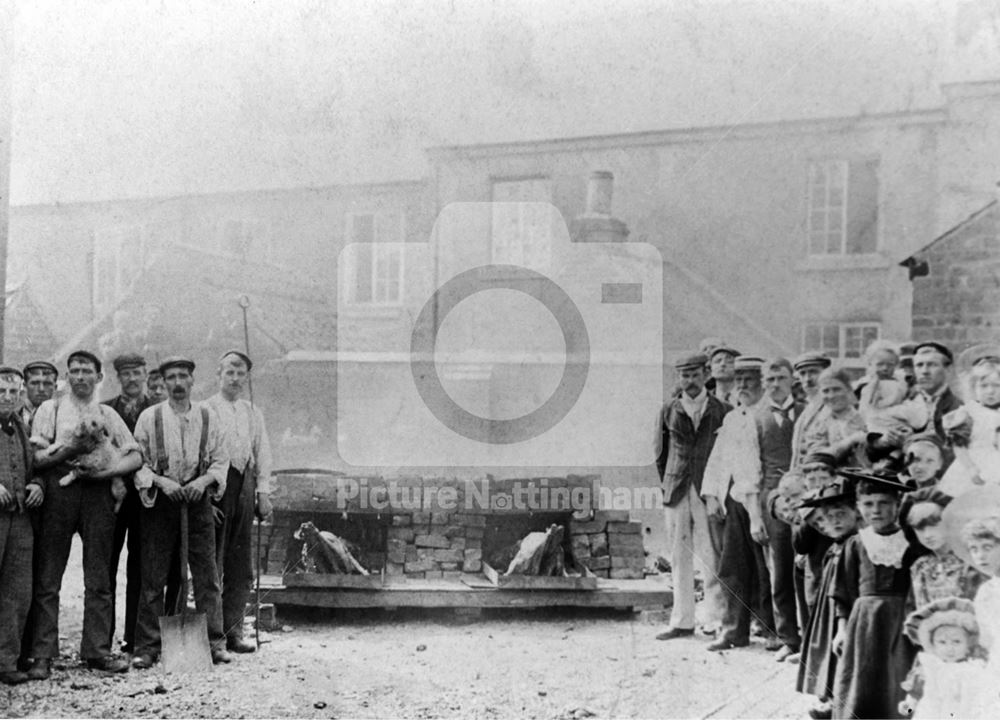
[238,294,261,650]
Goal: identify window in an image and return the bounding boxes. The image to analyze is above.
[491,177,553,269]
[343,212,405,305]
[802,322,881,361]
[807,159,879,255]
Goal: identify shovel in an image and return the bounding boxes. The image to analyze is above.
[159,503,213,673]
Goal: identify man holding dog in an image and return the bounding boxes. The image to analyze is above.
[25,351,142,679]
[131,356,231,669]
[206,350,273,653]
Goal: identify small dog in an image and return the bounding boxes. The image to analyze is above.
[32,416,128,513]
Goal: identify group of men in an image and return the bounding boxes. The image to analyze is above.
[0,349,272,685]
[653,338,959,659]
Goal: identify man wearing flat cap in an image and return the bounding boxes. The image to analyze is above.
[0,366,44,685]
[130,356,231,669]
[709,346,740,406]
[25,351,142,679]
[654,352,731,640]
[701,356,780,652]
[907,342,963,445]
[102,353,156,655]
[205,350,273,653]
[20,361,58,430]
[790,352,832,470]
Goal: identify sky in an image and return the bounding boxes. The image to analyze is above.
[7,0,996,205]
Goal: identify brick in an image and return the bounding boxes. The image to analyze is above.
[405,571,426,579]
[465,526,485,539]
[439,562,460,571]
[463,548,482,561]
[442,570,463,580]
[415,534,450,549]
[570,519,606,535]
[391,515,411,526]
[590,533,609,557]
[424,571,444,579]
[609,546,645,559]
[405,557,437,573]
[607,521,641,535]
[387,527,415,543]
[610,568,644,580]
[465,537,482,550]
[595,510,630,523]
[387,539,407,564]
[462,558,482,573]
[586,556,611,570]
[412,511,432,525]
[405,545,418,562]
[571,543,591,559]
[453,514,487,527]
[443,525,466,538]
[431,512,450,525]
[449,537,467,551]
[432,548,464,563]
[591,569,610,578]
[386,562,405,576]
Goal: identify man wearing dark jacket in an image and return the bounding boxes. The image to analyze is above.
[103,353,156,654]
[654,353,731,640]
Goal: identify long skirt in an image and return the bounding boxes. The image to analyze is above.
[832,595,914,720]
[796,556,837,699]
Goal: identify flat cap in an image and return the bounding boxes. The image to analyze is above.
[0,365,24,380]
[793,351,832,372]
[914,341,954,364]
[67,350,102,373]
[220,349,253,371]
[674,352,708,371]
[113,353,146,372]
[801,449,838,470]
[710,345,741,360]
[22,360,58,377]
[733,356,765,373]
[158,356,196,375]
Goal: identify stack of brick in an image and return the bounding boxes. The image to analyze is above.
[569,510,646,579]
[386,512,485,580]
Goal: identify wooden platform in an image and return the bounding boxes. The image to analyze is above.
[259,573,671,610]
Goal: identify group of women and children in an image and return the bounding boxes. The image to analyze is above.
[785,341,1000,719]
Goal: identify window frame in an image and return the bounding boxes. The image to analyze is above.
[801,321,882,365]
[343,211,407,307]
[806,159,849,256]
[489,175,554,270]
[805,157,880,257]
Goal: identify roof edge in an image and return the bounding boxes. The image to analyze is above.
[900,199,999,263]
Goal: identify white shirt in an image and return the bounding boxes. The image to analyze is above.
[205,393,273,494]
[701,399,763,506]
[31,393,138,456]
[679,387,709,430]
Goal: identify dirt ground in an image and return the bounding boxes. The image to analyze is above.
[2,539,812,719]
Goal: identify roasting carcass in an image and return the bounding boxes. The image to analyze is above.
[294,522,369,575]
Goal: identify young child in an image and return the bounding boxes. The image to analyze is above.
[940,359,1000,496]
[906,492,984,605]
[796,478,859,720]
[801,450,839,491]
[899,597,988,719]
[902,434,946,489]
[831,470,921,720]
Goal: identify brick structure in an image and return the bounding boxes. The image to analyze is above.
[904,199,1000,349]
[264,473,649,581]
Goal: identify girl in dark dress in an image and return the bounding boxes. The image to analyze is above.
[831,472,923,720]
[796,479,858,720]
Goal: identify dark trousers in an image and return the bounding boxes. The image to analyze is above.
[794,559,810,643]
[763,511,801,650]
[0,512,33,672]
[29,468,117,660]
[717,495,776,644]
[18,511,41,665]
[109,485,142,651]
[134,493,225,657]
[215,468,255,641]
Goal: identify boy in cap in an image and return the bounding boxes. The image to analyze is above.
[205,350,273,653]
[20,361,58,429]
[791,352,832,470]
[130,356,231,668]
[103,353,156,654]
[25,351,142,678]
[0,366,44,685]
[654,352,731,640]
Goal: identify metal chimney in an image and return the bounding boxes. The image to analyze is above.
[571,171,630,243]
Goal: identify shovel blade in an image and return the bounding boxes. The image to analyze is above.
[159,613,213,674]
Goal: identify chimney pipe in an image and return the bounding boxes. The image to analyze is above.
[586,171,615,216]
[571,170,629,243]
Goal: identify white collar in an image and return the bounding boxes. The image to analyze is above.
[859,526,909,568]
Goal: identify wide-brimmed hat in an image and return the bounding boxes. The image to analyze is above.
[838,466,913,495]
[942,486,1000,568]
[956,343,1000,375]
[903,597,979,650]
[800,477,856,508]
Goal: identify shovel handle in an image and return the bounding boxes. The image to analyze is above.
[176,503,190,616]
